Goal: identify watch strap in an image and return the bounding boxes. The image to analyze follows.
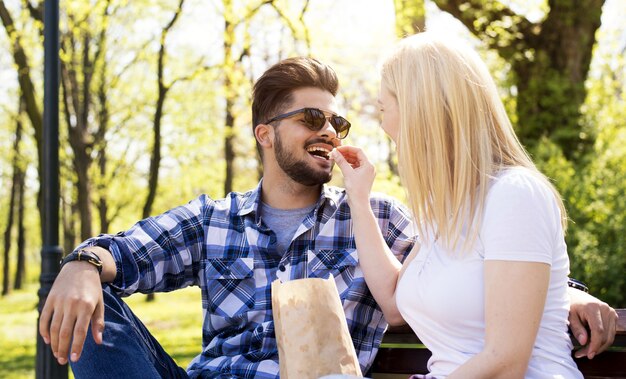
[60,249,103,275]
[567,277,589,293]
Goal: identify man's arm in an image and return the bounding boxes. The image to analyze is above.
[568,287,618,358]
[39,246,115,365]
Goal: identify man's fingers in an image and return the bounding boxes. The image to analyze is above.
[568,312,589,346]
[56,312,78,365]
[603,316,617,350]
[585,306,605,359]
[48,309,63,359]
[91,298,105,345]
[39,300,54,345]
[598,309,617,353]
[574,345,590,359]
[70,312,92,363]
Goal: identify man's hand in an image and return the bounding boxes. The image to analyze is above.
[568,287,618,359]
[39,261,105,365]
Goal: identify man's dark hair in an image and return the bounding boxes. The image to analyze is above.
[251,57,339,155]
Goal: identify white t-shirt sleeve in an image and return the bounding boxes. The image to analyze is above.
[481,169,562,265]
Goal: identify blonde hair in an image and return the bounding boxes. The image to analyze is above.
[381,33,567,252]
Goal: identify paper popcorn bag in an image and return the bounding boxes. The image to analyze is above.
[271,278,363,379]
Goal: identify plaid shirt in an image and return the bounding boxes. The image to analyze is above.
[79,182,416,378]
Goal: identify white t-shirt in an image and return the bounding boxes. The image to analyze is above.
[396,168,582,379]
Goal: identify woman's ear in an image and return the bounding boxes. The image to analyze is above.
[255,123,273,148]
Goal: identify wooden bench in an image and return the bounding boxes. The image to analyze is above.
[372,308,626,379]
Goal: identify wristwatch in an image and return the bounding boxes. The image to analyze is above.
[60,249,103,275]
[567,277,589,293]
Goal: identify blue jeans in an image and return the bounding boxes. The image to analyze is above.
[70,285,189,379]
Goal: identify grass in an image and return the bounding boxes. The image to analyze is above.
[0,283,203,378]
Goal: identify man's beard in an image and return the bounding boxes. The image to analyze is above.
[274,131,333,186]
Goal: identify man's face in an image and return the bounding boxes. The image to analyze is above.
[270,87,342,186]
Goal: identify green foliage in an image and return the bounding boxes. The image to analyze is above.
[516,63,589,156]
[394,0,425,37]
[532,45,626,306]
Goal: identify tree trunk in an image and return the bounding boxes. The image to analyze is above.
[432,0,605,159]
[144,0,185,302]
[143,0,184,220]
[59,1,113,241]
[143,85,166,220]
[223,1,236,196]
[14,165,26,290]
[62,195,77,257]
[224,97,235,195]
[1,95,25,295]
[96,110,110,233]
[2,158,17,296]
[61,40,94,241]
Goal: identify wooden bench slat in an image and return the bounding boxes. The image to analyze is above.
[373,347,431,374]
[574,351,626,377]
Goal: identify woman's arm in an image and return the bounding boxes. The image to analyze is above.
[448,260,550,379]
[331,146,406,324]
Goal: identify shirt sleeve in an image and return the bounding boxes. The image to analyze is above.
[371,194,417,262]
[481,170,563,265]
[75,194,211,296]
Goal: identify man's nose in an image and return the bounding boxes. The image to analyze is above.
[318,118,337,139]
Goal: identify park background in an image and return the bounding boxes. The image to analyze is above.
[1,0,625,377]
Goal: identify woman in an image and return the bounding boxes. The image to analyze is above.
[331,32,583,378]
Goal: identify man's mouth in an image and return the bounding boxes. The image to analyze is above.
[306,146,332,160]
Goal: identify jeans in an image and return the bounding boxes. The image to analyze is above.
[70,285,189,379]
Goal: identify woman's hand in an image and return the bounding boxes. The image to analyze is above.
[331,146,376,207]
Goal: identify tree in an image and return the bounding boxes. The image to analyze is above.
[1,96,26,295]
[0,0,44,238]
[432,0,605,159]
[144,0,185,303]
[59,1,116,240]
[143,0,186,220]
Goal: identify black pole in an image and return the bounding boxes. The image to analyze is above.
[36,0,67,377]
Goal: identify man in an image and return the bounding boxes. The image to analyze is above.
[40,57,617,378]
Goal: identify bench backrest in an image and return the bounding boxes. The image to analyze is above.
[372,308,626,378]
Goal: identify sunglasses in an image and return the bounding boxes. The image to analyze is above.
[265,107,351,139]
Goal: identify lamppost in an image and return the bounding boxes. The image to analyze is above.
[36,0,67,377]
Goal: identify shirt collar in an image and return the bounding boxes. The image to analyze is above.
[236,180,342,220]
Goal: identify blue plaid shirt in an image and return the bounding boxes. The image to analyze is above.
[79,182,416,378]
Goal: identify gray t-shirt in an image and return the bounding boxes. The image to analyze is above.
[259,202,316,255]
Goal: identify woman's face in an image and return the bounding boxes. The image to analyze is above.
[378,83,400,143]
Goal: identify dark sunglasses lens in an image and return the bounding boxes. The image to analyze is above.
[303,108,326,130]
[331,116,351,139]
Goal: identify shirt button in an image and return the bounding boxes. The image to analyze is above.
[256,326,263,333]
[223,269,231,275]
[278,264,286,272]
